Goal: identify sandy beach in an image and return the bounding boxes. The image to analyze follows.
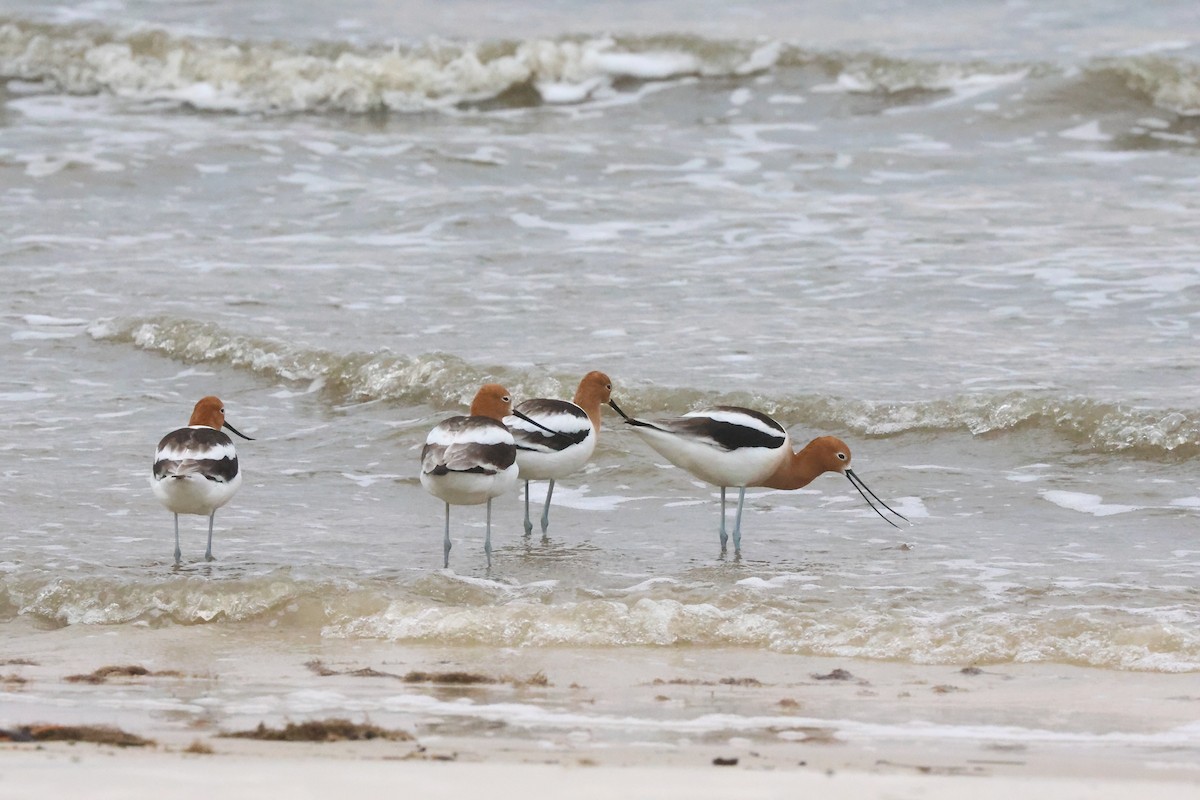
[3,622,1198,798]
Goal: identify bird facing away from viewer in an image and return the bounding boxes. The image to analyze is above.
[420,383,523,568]
[152,396,255,565]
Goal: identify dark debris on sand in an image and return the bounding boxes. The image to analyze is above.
[397,668,550,686]
[1,724,154,747]
[932,684,967,694]
[651,676,766,687]
[223,719,414,743]
[65,665,184,684]
[719,677,764,687]
[348,667,399,679]
[183,739,215,755]
[305,660,549,687]
[303,660,340,677]
[402,671,496,685]
[304,660,404,679]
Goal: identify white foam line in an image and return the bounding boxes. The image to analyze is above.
[373,693,1200,746]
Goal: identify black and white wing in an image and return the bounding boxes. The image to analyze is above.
[422,416,517,476]
[153,426,240,483]
[507,398,591,455]
[654,406,787,452]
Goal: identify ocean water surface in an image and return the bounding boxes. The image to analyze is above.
[1,0,1199,679]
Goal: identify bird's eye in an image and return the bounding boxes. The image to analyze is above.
[837,452,847,460]
[502,395,511,403]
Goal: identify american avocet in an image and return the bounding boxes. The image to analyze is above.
[613,404,906,552]
[152,396,255,565]
[420,383,522,568]
[505,370,624,539]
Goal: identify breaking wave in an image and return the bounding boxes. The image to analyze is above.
[3,17,1198,116]
[1091,55,1200,117]
[88,315,1200,457]
[3,568,1197,672]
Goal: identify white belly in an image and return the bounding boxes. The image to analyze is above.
[151,472,242,516]
[421,464,519,506]
[514,434,596,481]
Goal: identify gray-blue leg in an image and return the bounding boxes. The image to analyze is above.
[718,487,728,550]
[173,514,181,565]
[484,498,493,568]
[443,503,452,568]
[540,479,555,538]
[732,486,746,552]
[205,511,216,562]
[523,481,533,537]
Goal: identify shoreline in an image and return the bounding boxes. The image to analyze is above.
[2,623,1199,796]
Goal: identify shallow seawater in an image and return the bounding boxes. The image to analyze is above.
[2,0,1199,679]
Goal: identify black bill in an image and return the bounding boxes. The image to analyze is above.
[510,408,566,438]
[845,468,908,527]
[223,421,255,441]
[608,398,631,421]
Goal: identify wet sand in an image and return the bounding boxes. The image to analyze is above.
[2,622,1198,798]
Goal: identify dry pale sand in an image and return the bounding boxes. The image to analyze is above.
[4,751,1200,800]
[1,621,1198,798]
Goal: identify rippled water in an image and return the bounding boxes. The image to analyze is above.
[2,1,1199,673]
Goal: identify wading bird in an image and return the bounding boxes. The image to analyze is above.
[152,396,255,565]
[420,384,524,568]
[506,370,624,539]
[614,404,906,552]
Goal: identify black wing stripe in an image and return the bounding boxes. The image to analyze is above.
[685,418,785,451]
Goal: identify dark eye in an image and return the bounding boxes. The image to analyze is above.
[837,452,847,460]
[502,395,511,403]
